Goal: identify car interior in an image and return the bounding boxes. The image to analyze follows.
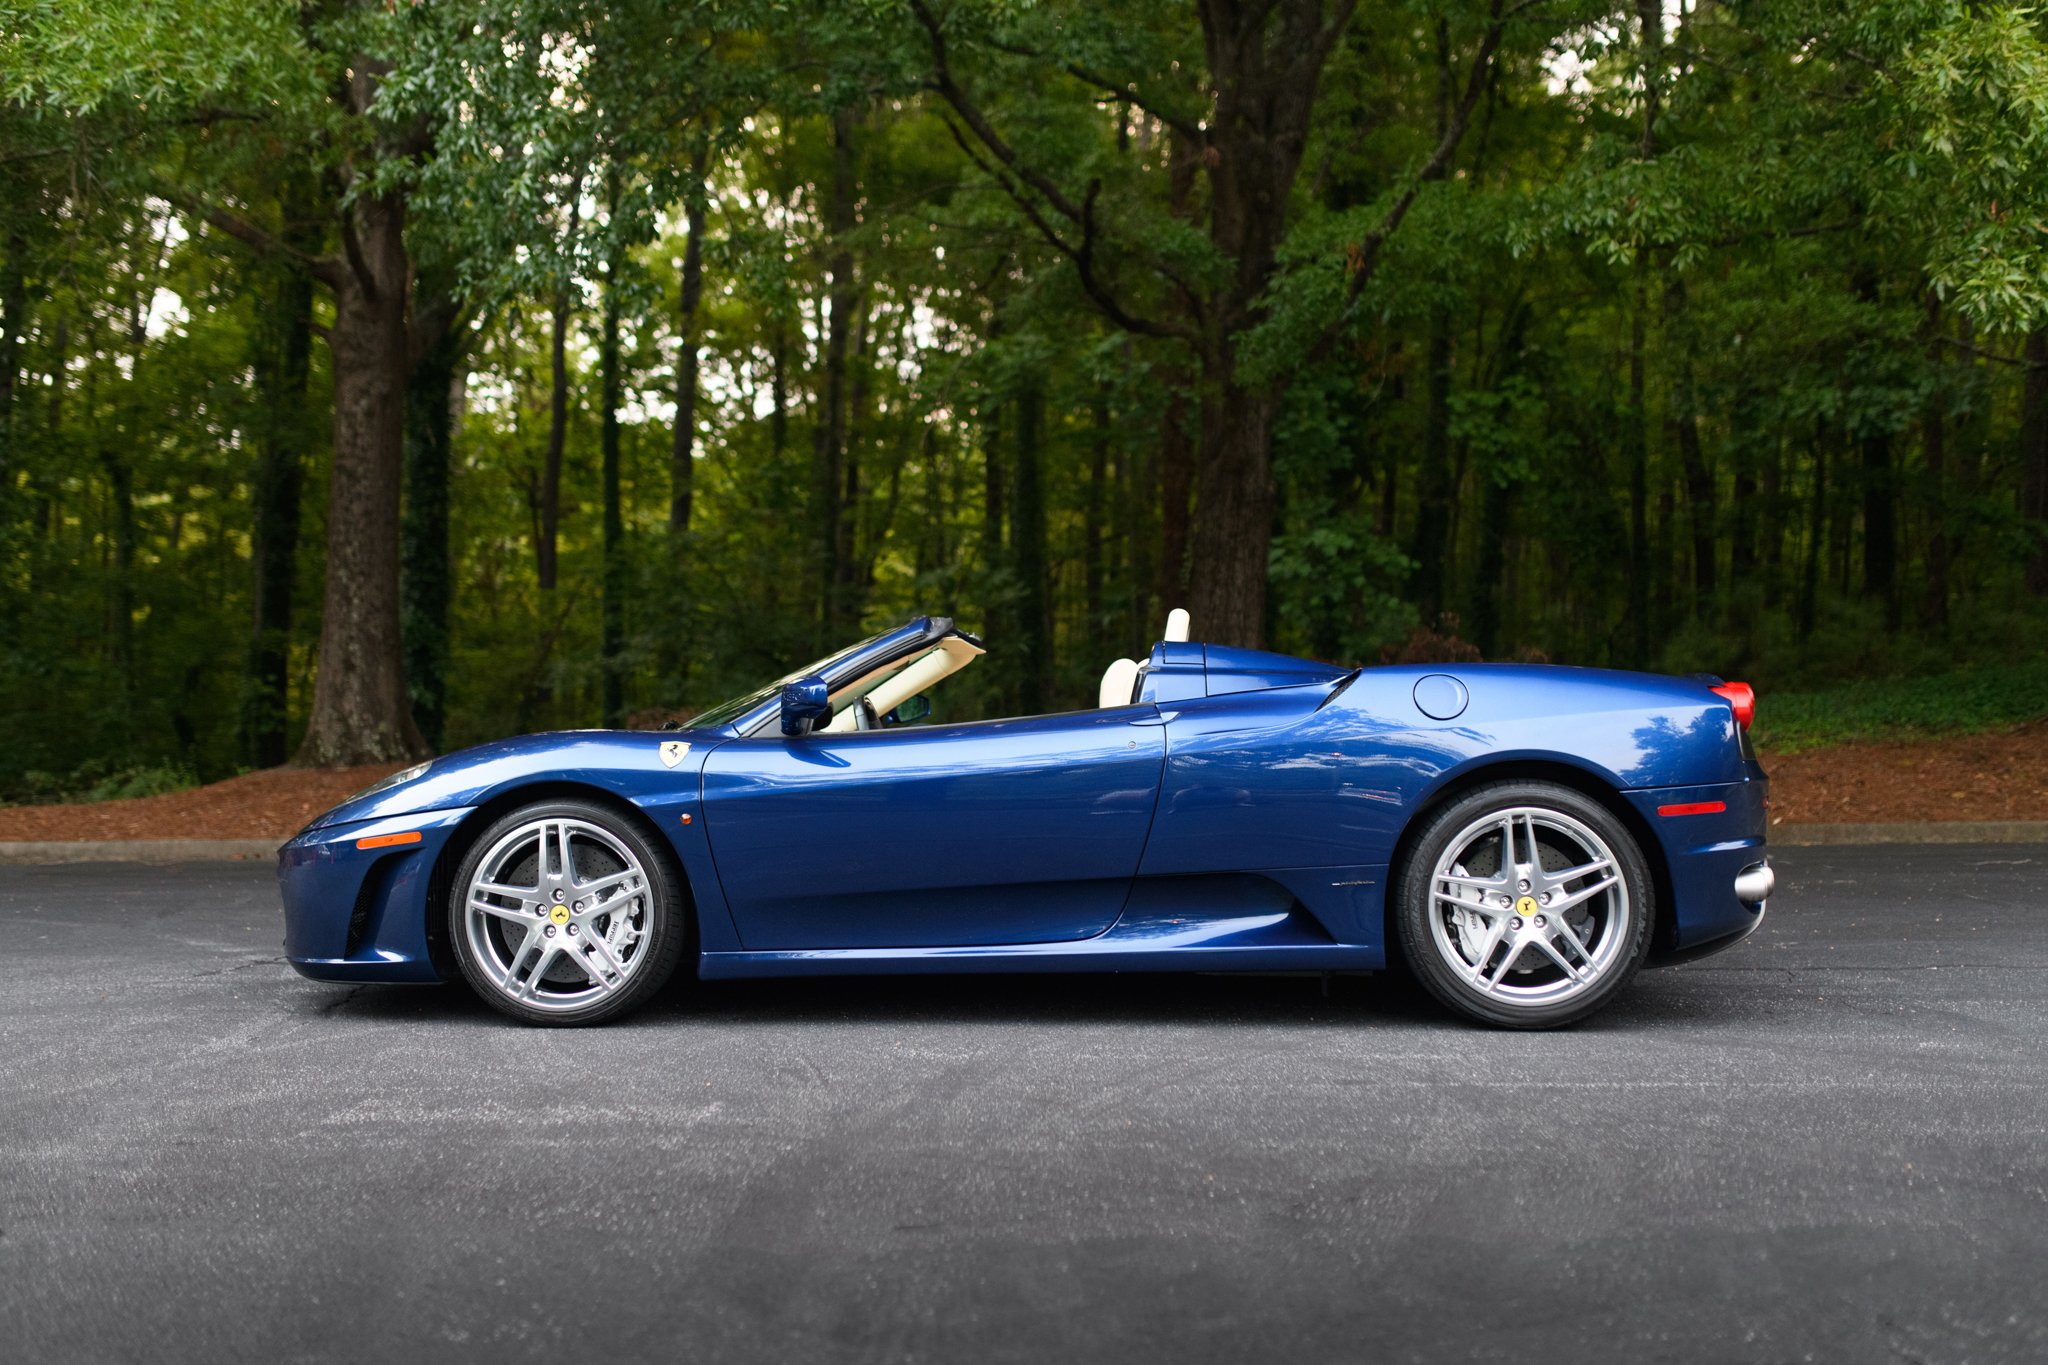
[815,608,1192,733]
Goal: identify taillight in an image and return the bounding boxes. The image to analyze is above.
[1711,681,1755,730]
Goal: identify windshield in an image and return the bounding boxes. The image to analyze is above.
[686,629,895,730]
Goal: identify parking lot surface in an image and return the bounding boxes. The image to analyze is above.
[2,845,2044,1364]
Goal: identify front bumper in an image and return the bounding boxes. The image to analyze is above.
[278,806,472,982]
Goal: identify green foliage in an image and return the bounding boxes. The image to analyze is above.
[5,0,2048,796]
[2,758,199,806]
[1753,659,2048,753]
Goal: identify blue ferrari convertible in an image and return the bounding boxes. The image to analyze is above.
[279,610,1772,1028]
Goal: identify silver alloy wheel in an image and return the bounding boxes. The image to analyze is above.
[1425,805,1631,1009]
[462,816,653,1015]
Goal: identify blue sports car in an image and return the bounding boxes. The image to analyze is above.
[279,611,1773,1029]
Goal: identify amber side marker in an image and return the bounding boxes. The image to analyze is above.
[356,830,424,850]
[1656,801,1727,818]
[679,813,693,825]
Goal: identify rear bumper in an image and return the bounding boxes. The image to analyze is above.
[277,807,471,983]
[1627,763,1770,958]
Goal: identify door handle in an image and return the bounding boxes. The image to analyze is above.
[1127,712,1177,726]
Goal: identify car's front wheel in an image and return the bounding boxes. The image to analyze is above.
[1395,781,1653,1029]
[448,799,688,1026]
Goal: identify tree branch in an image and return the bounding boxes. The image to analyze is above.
[980,35,1203,141]
[938,117,1190,341]
[1309,0,1528,361]
[338,204,378,300]
[911,0,1088,227]
[191,199,342,288]
[915,0,1191,342]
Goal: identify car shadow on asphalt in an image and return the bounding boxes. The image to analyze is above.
[292,962,1733,1033]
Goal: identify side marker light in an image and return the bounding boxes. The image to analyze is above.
[1657,801,1727,818]
[356,831,423,850]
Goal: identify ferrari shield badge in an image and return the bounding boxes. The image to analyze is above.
[659,740,690,768]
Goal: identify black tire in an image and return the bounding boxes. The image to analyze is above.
[447,799,690,1026]
[1394,780,1653,1029]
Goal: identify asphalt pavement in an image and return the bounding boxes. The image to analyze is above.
[2,845,2044,1364]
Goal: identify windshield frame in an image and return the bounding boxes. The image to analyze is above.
[687,617,964,736]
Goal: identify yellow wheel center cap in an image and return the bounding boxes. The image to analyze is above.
[549,905,571,925]
[1515,896,1539,917]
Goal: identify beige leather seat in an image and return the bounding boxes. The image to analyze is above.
[1097,657,1140,708]
[1097,609,1189,708]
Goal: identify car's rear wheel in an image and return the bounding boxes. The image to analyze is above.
[448,799,687,1026]
[1395,781,1652,1029]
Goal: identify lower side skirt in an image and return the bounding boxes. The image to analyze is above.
[698,942,1379,979]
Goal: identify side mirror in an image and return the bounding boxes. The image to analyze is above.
[886,694,933,726]
[780,675,831,736]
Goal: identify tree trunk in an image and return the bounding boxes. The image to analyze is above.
[814,104,860,636]
[243,192,317,767]
[100,445,135,690]
[1156,387,1191,617]
[1407,23,1458,627]
[401,277,466,753]
[1186,370,1278,646]
[834,303,871,627]
[1013,377,1050,713]
[1921,293,1949,630]
[1862,425,1898,627]
[1673,360,1715,604]
[2022,329,2048,595]
[0,222,27,534]
[295,185,427,766]
[670,178,705,534]
[1182,0,1353,648]
[1799,439,1825,639]
[1409,318,1454,621]
[1084,382,1108,628]
[1627,264,1652,667]
[538,284,570,592]
[1470,471,1512,660]
[769,312,789,464]
[1624,0,1663,666]
[600,237,626,727]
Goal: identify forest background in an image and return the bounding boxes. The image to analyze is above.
[3,0,2047,797]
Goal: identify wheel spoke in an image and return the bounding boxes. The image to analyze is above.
[1548,873,1619,913]
[1465,918,1509,985]
[1546,856,1612,887]
[582,931,628,986]
[1437,869,1509,897]
[471,895,537,925]
[566,944,618,992]
[1530,933,1589,983]
[1434,888,1508,917]
[556,824,577,885]
[497,924,543,983]
[514,944,559,1000]
[476,879,540,901]
[1483,941,1523,993]
[1550,914,1597,965]
[573,867,642,898]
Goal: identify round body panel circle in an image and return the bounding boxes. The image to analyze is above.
[1412,673,1470,721]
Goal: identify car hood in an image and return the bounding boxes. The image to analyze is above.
[299,728,725,834]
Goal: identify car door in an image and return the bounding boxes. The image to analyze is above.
[701,706,1166,949]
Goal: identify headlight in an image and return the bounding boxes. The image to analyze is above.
[350,760,431,802]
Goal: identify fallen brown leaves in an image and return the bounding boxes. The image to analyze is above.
[0,763,411,842]
[1762,722,2048,825]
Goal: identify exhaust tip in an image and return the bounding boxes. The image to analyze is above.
[1734,860,1775,905]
